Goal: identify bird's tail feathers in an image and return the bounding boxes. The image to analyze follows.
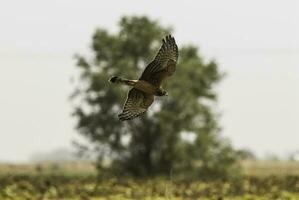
[109,76,121,83]
[109,76,136,87]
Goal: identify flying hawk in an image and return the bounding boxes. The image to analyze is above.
[109,35,178,121]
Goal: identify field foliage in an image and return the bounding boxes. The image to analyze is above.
[0,161,298,200]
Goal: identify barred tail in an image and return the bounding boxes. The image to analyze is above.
[109,76,136,86]
[109,76,121,83]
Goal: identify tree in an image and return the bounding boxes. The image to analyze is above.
[72,16,239,178]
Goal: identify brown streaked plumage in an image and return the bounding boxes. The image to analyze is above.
[109,35,178,121]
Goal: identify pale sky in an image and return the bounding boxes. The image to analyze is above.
[0,0,298,162]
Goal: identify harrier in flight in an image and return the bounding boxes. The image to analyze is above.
[109,35,178,121]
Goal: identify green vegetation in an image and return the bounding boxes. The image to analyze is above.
[1,162,298,199]
[72,15,238,178]
[1,173,298,199]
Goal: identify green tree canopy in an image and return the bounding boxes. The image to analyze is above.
[72,16,239,178]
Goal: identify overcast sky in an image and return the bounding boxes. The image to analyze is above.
[0,0,298,162]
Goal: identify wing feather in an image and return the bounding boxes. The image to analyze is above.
[118,88,154,121]
[140,35,178,85]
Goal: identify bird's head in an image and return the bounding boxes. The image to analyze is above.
[156,90,168,96]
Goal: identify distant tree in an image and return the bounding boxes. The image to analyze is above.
[30,148,76,163]
[236,149,256,160]
[288,151,299,161]
[72,16,240,178]
[264,153,280,161]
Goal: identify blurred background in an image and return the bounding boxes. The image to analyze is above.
[0,0,298,199]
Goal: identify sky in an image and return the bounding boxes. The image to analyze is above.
[0,0,298,162]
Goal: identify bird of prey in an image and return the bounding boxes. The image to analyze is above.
[109,35,178,121]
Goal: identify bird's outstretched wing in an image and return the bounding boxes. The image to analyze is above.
[140,35,178,86]
[118,88,154,121]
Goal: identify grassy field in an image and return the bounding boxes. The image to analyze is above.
[0,161,298,200]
